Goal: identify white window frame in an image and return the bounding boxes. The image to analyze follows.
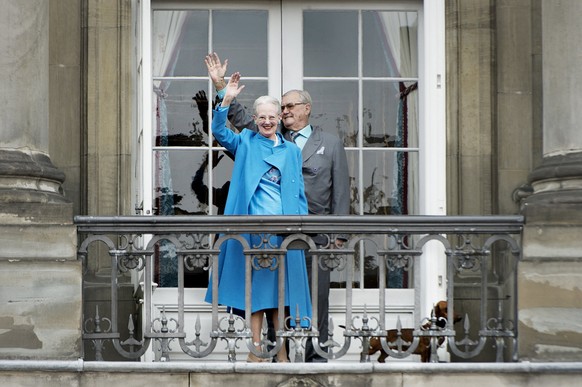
[418,0,447,313]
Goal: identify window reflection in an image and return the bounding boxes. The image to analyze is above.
[361,150,418,216]
[345,150,359,215]
[363,80,418,148]
[346,150,418,216]
[363,151,397,215]
[359,239,409,289]
[154,150,204,215]
[153,150,235,216]
[153,80,209,147]
[191,150,233,215]
[304,80,358,147]
[330,239,409,290]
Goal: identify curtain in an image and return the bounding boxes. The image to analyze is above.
[375,12,418,288]
[376,11,418,217]
[152,11,188,287]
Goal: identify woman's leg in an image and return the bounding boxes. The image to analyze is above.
[247,311,269,362]
[271,309,288,362]
[251,311,263,349]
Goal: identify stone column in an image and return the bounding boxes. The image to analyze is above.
[519,0,582,361]
[0,0,80,359]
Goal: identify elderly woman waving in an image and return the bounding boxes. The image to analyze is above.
[204,72,312,363]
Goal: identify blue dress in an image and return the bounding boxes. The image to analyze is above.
[204,106,312,328]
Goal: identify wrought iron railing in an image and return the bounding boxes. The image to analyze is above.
[76,215,523,363]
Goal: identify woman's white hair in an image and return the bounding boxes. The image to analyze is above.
[253,95,281,114]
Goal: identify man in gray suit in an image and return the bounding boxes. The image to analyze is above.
[205,53,350,362]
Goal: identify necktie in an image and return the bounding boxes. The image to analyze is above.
[290,131,300,143]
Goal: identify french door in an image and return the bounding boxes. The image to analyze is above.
[136,0,445,361]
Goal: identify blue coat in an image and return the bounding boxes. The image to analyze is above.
[205,107,312,326]
[213,106,308,216]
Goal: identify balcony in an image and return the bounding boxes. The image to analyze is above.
[5,214,582,386]
[76,215,523,364]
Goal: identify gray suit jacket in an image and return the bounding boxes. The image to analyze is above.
[225,98,350,217]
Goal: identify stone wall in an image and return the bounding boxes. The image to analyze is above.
[0,0,80,360]
[1,362,582,387]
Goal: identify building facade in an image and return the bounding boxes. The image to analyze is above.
[1,0,581,373]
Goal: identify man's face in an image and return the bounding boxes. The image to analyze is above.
[254,103,280,141]
[281,92,311,131]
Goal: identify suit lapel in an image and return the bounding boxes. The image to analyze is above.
[302,127,322,163]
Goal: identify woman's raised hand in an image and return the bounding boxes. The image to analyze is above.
[221,72,245,107]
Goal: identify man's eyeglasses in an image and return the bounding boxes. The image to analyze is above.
[282,102,307,111]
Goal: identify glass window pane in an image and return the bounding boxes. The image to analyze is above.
[153,148,234,216]
[153,80,209,147]
[153,10,209,77]
[363,80,418,148]
[303,80,358,147]
[207,150,234,215]
[213,10,268,77]
[154,150,209,215]
[189,149,234,216]
[304,11,358,77]
[362,11,418,77]
[360,238,409,289]
[154,234,212,288]
[345,150,360,215]
[329,238,408,289]
[361,150,418,215]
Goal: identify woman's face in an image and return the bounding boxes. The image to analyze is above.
[254,103,281,141]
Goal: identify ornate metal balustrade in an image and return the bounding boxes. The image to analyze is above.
[76,215,523,363]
